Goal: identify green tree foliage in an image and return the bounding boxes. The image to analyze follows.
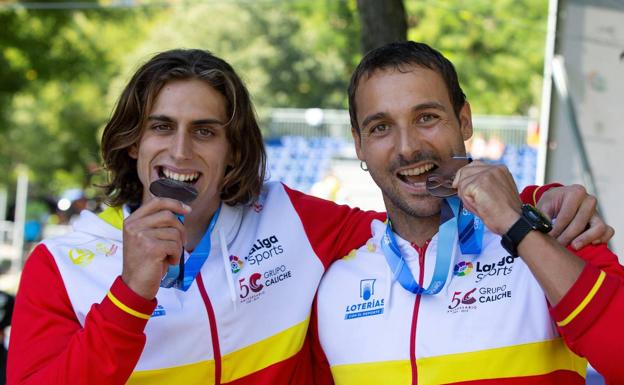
[406,0,548,115]
[114,1,360,113]
[0,3,156,196]
[0,0,547,199]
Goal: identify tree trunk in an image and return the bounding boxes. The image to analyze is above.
[356,0,407,55]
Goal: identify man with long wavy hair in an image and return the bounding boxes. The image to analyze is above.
[8,48,612,385]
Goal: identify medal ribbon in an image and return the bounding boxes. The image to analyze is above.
[160,205,222,291]
[381,197,482,295]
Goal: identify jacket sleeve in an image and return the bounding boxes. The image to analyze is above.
[8,244,157,385]
[548,244,624,383]
[522,184,624,382]
[284,184,385,269]
[518,183,563,206]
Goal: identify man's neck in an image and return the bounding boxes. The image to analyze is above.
[386,207,440,248]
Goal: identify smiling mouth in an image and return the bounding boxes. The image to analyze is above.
[396,163,438,185]
[157,166,201,186]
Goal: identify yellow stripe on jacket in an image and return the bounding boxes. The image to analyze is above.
[127,360,215,385]
[221,318,309,382]
[330,339,586,385]
[126,318,309,384]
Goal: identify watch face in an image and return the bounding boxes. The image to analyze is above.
[521,204,553,233]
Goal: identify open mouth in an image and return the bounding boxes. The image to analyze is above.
[396,162,437,185]
[157,166,201,186]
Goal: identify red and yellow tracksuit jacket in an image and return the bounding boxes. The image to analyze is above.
[311,186,624,385]
[8,182,385,385]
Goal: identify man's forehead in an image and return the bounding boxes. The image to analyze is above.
[356,65,451,114]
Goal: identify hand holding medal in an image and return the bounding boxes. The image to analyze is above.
[149,179,198,289]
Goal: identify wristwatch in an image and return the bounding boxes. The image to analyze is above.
[500,204,553,257]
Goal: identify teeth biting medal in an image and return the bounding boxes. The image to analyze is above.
[149,178,199,205]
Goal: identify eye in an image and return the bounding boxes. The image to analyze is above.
[417,113,439,124]
[195,127,214,138]
[152,123,172,132]
[370,123,389,134]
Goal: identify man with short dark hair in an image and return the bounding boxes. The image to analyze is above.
[7,47,613,385]
[312,41,624,384]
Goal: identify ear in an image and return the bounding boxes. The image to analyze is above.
[351,127,365,161]
[128,144,138,159]
[459,102,473,141]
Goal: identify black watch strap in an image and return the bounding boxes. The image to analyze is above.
[500,216,533,257]
[500,204,552,257]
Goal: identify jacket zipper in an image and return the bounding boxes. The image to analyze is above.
[197,274,222,385]
[410,242,429,385]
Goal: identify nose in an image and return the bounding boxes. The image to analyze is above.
[172,129,192,160]
[395,124,424,161]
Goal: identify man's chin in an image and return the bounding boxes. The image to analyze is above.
[385,193,443,219]
[407,205,442,218]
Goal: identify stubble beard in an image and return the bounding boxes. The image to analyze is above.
[369,168,442,221]
[384,185,442,220]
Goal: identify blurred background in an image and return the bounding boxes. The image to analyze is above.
[0,1,621,383]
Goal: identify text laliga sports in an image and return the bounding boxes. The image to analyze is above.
[474,254,517,282]
[247,235,284,265]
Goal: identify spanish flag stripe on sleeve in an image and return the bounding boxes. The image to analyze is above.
[107,291,152,320]
[551,266,619,341]
[98,276,157,332]
[557,271,605,327]
[551,265,602,319]
[531,185,542,206]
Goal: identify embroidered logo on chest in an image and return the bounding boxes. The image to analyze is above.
[453,254,518,284]
[95,242,118,257]
[446,284,513,314]
[238,264,294,304]
[68,248,94,267]
[344,279,385,320]
[245,235,284,266]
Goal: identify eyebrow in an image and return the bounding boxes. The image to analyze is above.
[147,115,226,125]
[412,101,447,113]
[360,101,448,129]
[361,112,387,129]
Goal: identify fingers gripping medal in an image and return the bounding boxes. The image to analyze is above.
[425,156,472,198]
[149,179,198,289]
[425,156,483,255]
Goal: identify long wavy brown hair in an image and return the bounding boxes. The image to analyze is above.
[101,49,266,207]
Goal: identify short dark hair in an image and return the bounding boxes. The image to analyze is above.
[101,49,266,207]
[348,41,466,133]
